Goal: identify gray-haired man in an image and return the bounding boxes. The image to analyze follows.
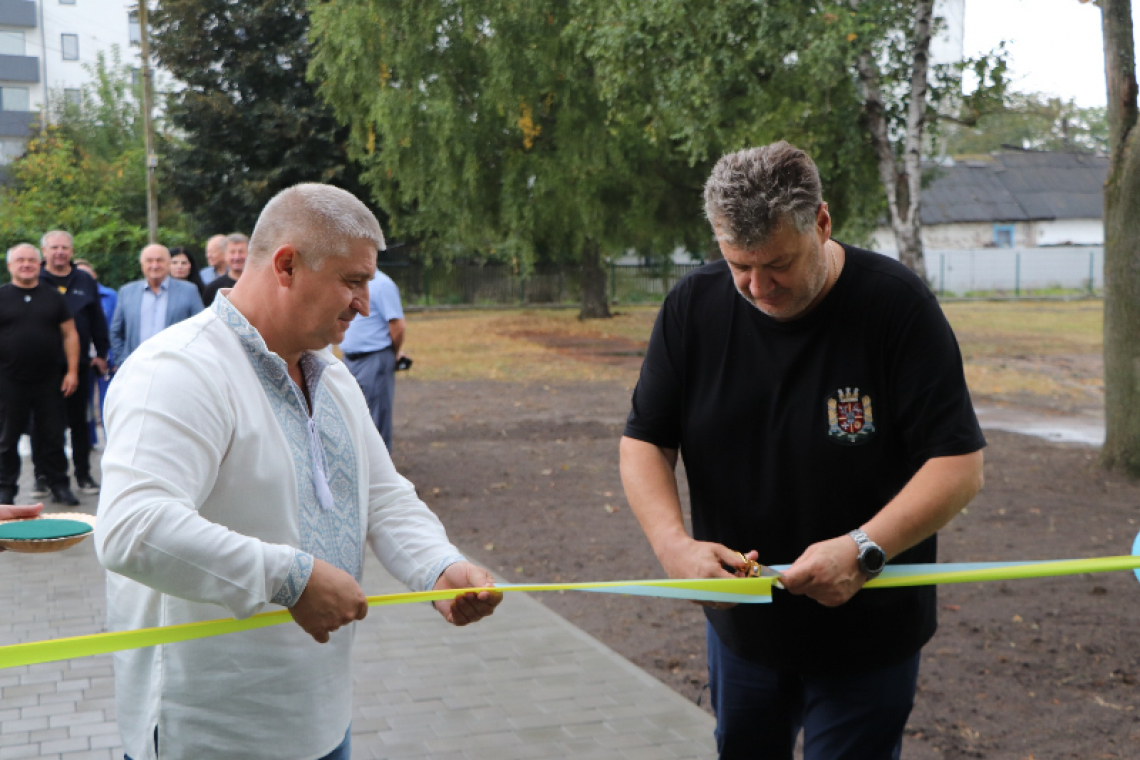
[97,184,500,760]
[620,141,986,759]
[199,234,229,286]
[201,233,248,306]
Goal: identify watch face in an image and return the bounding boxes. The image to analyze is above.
[862,546,886,574]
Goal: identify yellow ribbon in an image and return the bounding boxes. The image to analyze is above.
[0,577,774,670]
[3,555,1139,671]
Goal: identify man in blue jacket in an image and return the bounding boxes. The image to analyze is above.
[110,244,204,369]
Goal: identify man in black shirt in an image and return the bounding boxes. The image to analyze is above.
[201,232,247,306]
[621,142,985,760]
[0,244,81,506]
[29,230,109,497]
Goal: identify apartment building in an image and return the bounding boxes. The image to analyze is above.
[0,0,144,164]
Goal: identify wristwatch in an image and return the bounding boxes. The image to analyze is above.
[848,529,886,579]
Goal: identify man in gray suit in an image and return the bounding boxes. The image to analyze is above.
[110,244,205,369]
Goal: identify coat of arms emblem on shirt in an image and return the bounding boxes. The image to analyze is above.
[827,387,876,444]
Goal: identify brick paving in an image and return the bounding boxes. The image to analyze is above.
[1,449,715,759]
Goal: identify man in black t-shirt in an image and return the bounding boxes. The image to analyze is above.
[621,142,985,760]
[0,244,81,506]
[29,230,110,497]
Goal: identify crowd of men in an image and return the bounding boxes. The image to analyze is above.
[0,228,408,510]
[0,231,255,506]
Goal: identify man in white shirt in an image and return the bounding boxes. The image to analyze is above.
[95,184,501,760]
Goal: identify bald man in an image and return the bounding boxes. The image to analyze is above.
[109,244,205,368]
[199,234,229,286]
[96,184,500,760]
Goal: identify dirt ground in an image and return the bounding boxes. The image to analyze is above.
[390,313,1140,760]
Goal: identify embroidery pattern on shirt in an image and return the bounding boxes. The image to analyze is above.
[271,551,314,606]
[213,296,364,582]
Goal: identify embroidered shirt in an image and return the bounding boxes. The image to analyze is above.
[96,294,464,760]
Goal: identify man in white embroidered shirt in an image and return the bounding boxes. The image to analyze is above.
[95,184,501,760]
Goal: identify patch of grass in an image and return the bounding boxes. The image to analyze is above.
[941,301,1102,359]
[401,301,1104,405]
[402,307,661,383]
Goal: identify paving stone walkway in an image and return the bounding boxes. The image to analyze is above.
[0,450,716,759]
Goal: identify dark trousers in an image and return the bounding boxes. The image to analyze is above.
[32,362,93,481]
[707,621,920,760]
[343,348,396,450]
[0,373,68,489]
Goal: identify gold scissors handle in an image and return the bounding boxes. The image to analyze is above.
[735,552,783,580]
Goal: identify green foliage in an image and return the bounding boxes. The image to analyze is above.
[579,0,890,243]
[943,92,1108,156]
[53,48,145,161]
[151,0,373,237]
[308,0,710,271]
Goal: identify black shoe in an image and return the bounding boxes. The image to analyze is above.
[50,485,80,506]
[30,477,49,498]
[76,475,100,494]
[0,485,15,505]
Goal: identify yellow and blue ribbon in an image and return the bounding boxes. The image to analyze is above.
[2,545,1139,671]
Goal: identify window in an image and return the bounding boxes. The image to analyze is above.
[61,33,78,60]
[64,88,81,106]
[0,86,30,111]
[128,10,140,45]
[0,138,25,165]
[59,0,76,5]
[130,67,140,86]
[0,140,23,164]
[0,31,26,57]
[992,224,1015,248]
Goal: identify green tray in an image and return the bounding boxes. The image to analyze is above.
[0,519,93,541]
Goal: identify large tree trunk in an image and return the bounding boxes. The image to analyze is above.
[578,238,612,320]
[854,0,933,281]
[1101,0,1140,476]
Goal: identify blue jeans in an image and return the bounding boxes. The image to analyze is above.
[707,621,919,760]
[126,724,350,759]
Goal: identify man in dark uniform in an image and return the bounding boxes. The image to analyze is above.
[620,142,986,760]
[28,230,109,498]
[0,244,80,506]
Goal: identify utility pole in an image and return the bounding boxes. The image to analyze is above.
[138,1,159,243]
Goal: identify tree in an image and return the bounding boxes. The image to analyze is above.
[943,92,1108,156]
[584,0,1007,279]
[581,0,885,246]
[150,0,372,237]
[309,0,708,318]
[1099,0,1140,476]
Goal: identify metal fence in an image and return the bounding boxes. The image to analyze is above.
[381,247,1105,308]
[924,247,1103,297]
[381,260,712,306]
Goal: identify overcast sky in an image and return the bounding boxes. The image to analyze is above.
[963,0,1140,108]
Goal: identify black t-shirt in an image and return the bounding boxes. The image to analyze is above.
[40,266,109,364]
[202,275,236,307]
[624,244,986,676]
[0,282,72,382]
